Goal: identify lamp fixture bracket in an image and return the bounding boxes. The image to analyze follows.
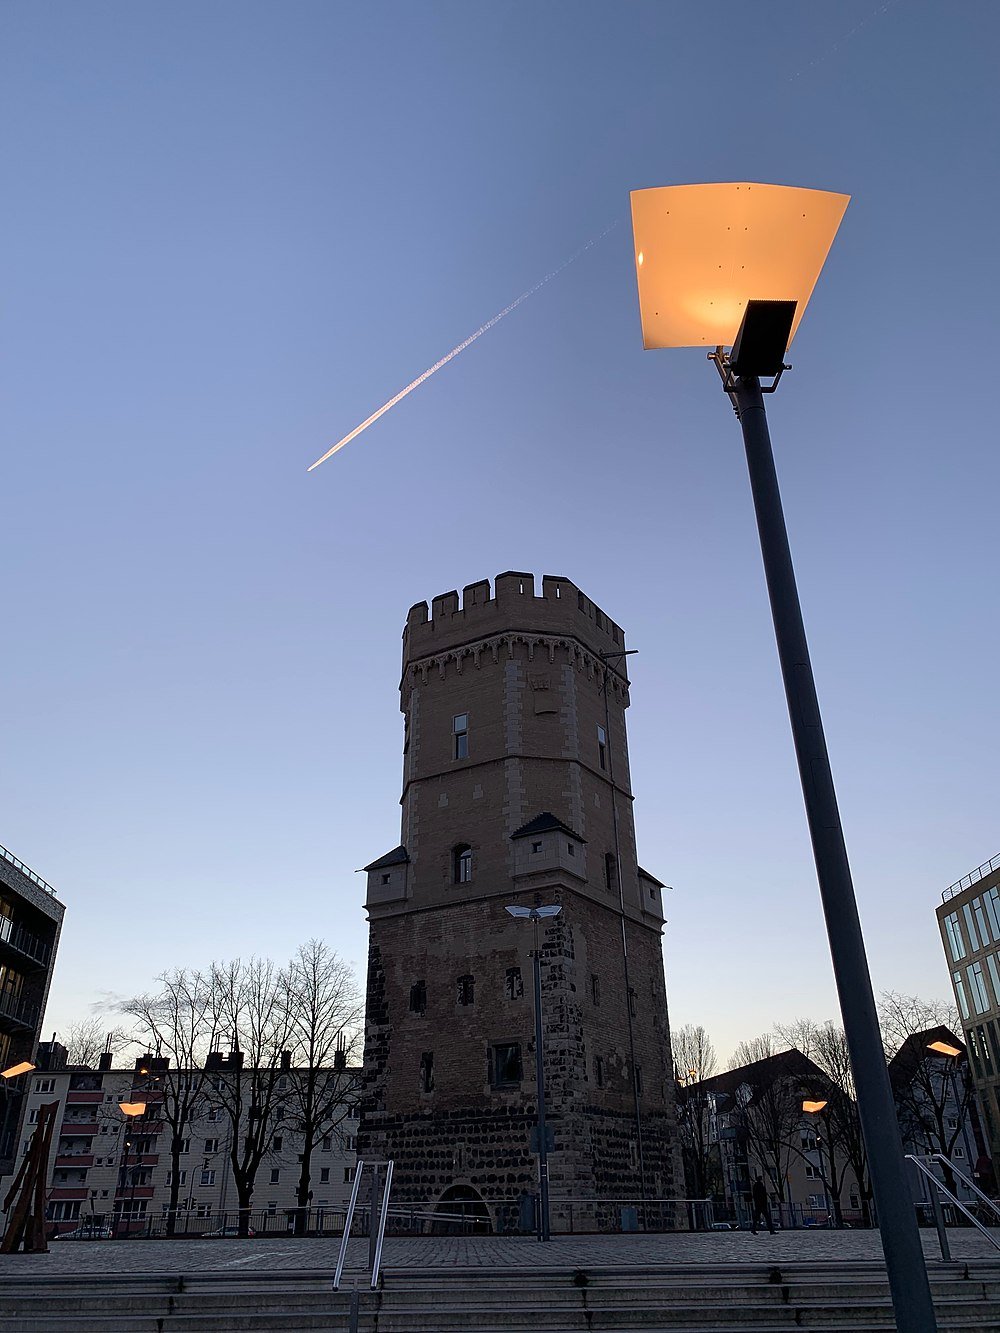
[709,347,790,412]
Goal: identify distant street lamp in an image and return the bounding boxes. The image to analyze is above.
[802,1096,841,1228]
[926,1040,976,1182]
[118,1101,147,1239]
[630,181,936,1332]
[505,902,561,1242]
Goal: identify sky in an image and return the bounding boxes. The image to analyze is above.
[2,1,998,1067]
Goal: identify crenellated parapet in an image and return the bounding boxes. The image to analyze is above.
[400,629,630,705]
[403,572,627,676]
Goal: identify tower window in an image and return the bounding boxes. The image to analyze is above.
[594,1055,604,1088]
[635,1065,644,1096]
[453,845,473,884]
[628,987,637,1017]
[531,841,542,853]
[453,714,469,760]
[505,967,523,1000]
[409,980,426,1014]
[597,725,607,771]
[457,974,474,1006]
[419,1052,434,1093]
[604,853,617,893]
[381,873,391,885]
[567,841,575,856]
[490,1042,523,1088]
[591,974,601,1005]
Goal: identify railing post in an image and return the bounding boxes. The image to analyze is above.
[929,1179,951,1262]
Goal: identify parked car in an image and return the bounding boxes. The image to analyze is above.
[53,1223,114,1240]
[203,1225,256,1238]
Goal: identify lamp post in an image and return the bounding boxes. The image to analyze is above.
[505,902,561,1242]
[118,1101,146,1239]
[927,1039,975,1189]
[802,1097,841,1228]
[630,181,936,1332]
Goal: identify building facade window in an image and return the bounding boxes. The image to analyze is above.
[985,889,1000,942]
[954,971,970,1019]
[453,714,469,760]
[969,961,991,1014]
[453,845,473,884]
[457,974,475,1006]
[945,912,966,962]
[605,853,617,893]
[272,1135,282,1151]
[409,980,427,1013]
[200,1170,215,1186]
[597,724,607,771]
[505,967,523,999]
[320,1167,330,1183]
[491,1042,523,1088]
[420,1052,434,1093]
[204,1138,219,1153]
[594,1055,604,1088]
[974,898,992,949]
[270,1168,280,1184]
[591,974,600,1005]
[963,903,981,952]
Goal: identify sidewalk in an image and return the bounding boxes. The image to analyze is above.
[6,1228,1000,1277]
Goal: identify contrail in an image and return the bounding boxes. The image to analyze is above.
[307,222,616,471]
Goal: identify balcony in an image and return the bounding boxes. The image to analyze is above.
[115,1186,154,1199]
[48,1187,89,1200]
[59,1121,99,1135]
[65,1091,103,1105]
[0,843,60,901]
[0,918,51,968]
[0,990,38,1032]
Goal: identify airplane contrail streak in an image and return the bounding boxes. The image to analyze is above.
[307,222,616,471]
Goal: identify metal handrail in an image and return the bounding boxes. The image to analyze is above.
[906,1154,1000,1259]
[0,844,60,899]
[926,1153,1000,1223]
[332,1159,394,1292]
[942,852,1000,901]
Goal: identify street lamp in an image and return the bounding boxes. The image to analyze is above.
[118,1101,147,1239]
[631,181,937,1333]
[1,1063,35,1079]
[505,902,561,1242]
[926,1039,976,1185]
[802,1097,840,1228]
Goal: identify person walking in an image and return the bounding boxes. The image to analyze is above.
[749,1175,775,1235]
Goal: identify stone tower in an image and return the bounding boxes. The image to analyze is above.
[358,572,681,1231]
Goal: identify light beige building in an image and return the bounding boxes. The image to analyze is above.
[2,1055,359,1236]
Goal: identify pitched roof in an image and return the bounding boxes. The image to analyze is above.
[888,1025,966,1089]
[362,845,410,872]
[691,1048,827,1101]
[510,812,586,843]
[637,865,666,888]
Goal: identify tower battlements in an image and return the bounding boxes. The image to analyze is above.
[403,572,625,669]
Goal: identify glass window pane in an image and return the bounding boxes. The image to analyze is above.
[954,971,970,1020]
[963,904,981,952]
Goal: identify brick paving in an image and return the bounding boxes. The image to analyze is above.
[5,1229,1000,1278]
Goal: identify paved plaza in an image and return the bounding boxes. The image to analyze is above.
[7,1228,1000,1278]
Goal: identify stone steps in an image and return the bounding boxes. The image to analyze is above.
[2,1261,999,1331]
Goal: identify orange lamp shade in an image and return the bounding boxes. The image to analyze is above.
[927,1040,963,1057]
[802,1099,828,1114]
[0,1061,35,1078]
[119,1101,147,1117]
[630,182,850,350]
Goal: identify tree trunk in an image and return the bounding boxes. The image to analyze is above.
[294,1130,314,1236]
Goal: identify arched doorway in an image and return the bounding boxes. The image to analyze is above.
[431,1184,493,1234]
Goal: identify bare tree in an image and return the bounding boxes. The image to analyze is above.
[672,1025,719,1201]
[728,1035,776,1071]
[120,969,216,1235]
[775,1018,870,1226]
[207,957,295,1235]
[62,1017,131,1068]
[282,940,364,1232]
[879,991,972,1195]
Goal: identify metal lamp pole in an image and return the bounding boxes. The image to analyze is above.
[723,365,936,1331]
[506,903,561,1243]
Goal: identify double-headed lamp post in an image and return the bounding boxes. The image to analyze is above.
[630,182,937,1332]
[506,902,561,1242]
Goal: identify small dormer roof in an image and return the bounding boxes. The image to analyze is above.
[362,845,410,872]
[638,865,666,888]
[510,812,586,843]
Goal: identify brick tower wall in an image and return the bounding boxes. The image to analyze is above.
[358,573,682,1232]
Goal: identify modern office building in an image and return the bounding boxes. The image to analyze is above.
[358,572,681,1232]
[936,852,1000,1173]
[1,1052,360,1236]
[0,843,65,1176]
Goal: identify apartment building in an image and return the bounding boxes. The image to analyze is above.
[3,1053,360,1236]
[936,851,1000,1173]
[0,842,65,1176]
